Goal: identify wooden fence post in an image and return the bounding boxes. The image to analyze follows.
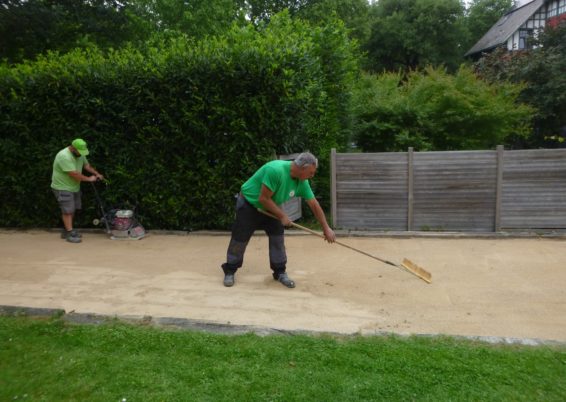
[330,148,337,228]
[495,145,504,232]
[407,147,414,231]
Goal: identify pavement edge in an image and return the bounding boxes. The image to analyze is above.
[1,304,564,347]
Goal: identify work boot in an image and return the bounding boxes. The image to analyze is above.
[61,229,82,239]
[223,273,235,287]
[277,273,295,288]
[65,230,82,243]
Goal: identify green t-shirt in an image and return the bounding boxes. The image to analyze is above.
[51,147,88,192]
[241,160,315,209]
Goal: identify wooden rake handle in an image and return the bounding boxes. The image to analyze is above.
[257,209,432,284]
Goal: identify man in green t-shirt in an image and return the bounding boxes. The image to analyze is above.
[51,138,104,243]
[221,152,336,288]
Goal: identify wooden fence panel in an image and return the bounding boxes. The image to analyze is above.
[335,152,408,230]
[501,149,566,229]
[331,148,566,232]
[412,151,497,232]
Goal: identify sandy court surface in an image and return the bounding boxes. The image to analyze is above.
[1,230,565,341]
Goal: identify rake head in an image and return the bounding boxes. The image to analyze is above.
[400,258,432,284]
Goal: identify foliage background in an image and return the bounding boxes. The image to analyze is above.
[474,23,566,148]
[0,14,357,229]
[353,66,533,152]
[0,0,561,230]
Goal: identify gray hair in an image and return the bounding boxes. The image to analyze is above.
[293,152,318,168]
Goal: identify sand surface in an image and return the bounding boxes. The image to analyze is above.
[1,230,565,341]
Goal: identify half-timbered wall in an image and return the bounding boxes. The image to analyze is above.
[507,0,566,50]
[547,0,566,25]
[507,5,546,49]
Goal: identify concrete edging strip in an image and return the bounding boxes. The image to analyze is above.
[1,305,564,347]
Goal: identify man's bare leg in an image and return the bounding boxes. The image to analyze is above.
[62,213,73,231]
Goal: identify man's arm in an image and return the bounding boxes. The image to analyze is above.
[306,197,336,243]
[68,170,97,183]
[258,184,292,226]
[84,163,104,180]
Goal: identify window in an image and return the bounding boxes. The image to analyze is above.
[549,0,560,16]
[549,0,566,16]
[518,29,533,49]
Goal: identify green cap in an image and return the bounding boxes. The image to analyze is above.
[71,138,89,156]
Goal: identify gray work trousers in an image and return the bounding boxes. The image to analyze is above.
[221,195,287,279]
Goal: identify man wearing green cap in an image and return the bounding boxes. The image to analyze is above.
[51,138,104,243]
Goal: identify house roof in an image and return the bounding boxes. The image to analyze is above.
[465,0,544,57]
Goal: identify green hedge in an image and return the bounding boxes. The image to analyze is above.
[0,14,357,230]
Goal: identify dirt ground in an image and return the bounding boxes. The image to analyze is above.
[1,230,565,342]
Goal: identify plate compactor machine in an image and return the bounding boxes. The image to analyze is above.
[91,182,145,240]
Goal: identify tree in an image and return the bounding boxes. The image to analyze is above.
[294,0,372,45]
[363,0,467,73]
[242,0,307,25]
[0,0,247,65]
[127,0,247,39]
[353,66,533,151]
[0,0,143,64]
[474,22,566,148]
[240,0,371,46]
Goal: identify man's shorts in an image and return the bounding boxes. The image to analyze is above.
[52,189,82,214]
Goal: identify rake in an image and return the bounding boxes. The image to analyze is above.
[259,209,432,284]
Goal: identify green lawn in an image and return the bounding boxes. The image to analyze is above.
[1,316,565,401]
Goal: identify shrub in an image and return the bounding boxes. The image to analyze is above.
[353,66,533,151]
[0,13,358,229]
